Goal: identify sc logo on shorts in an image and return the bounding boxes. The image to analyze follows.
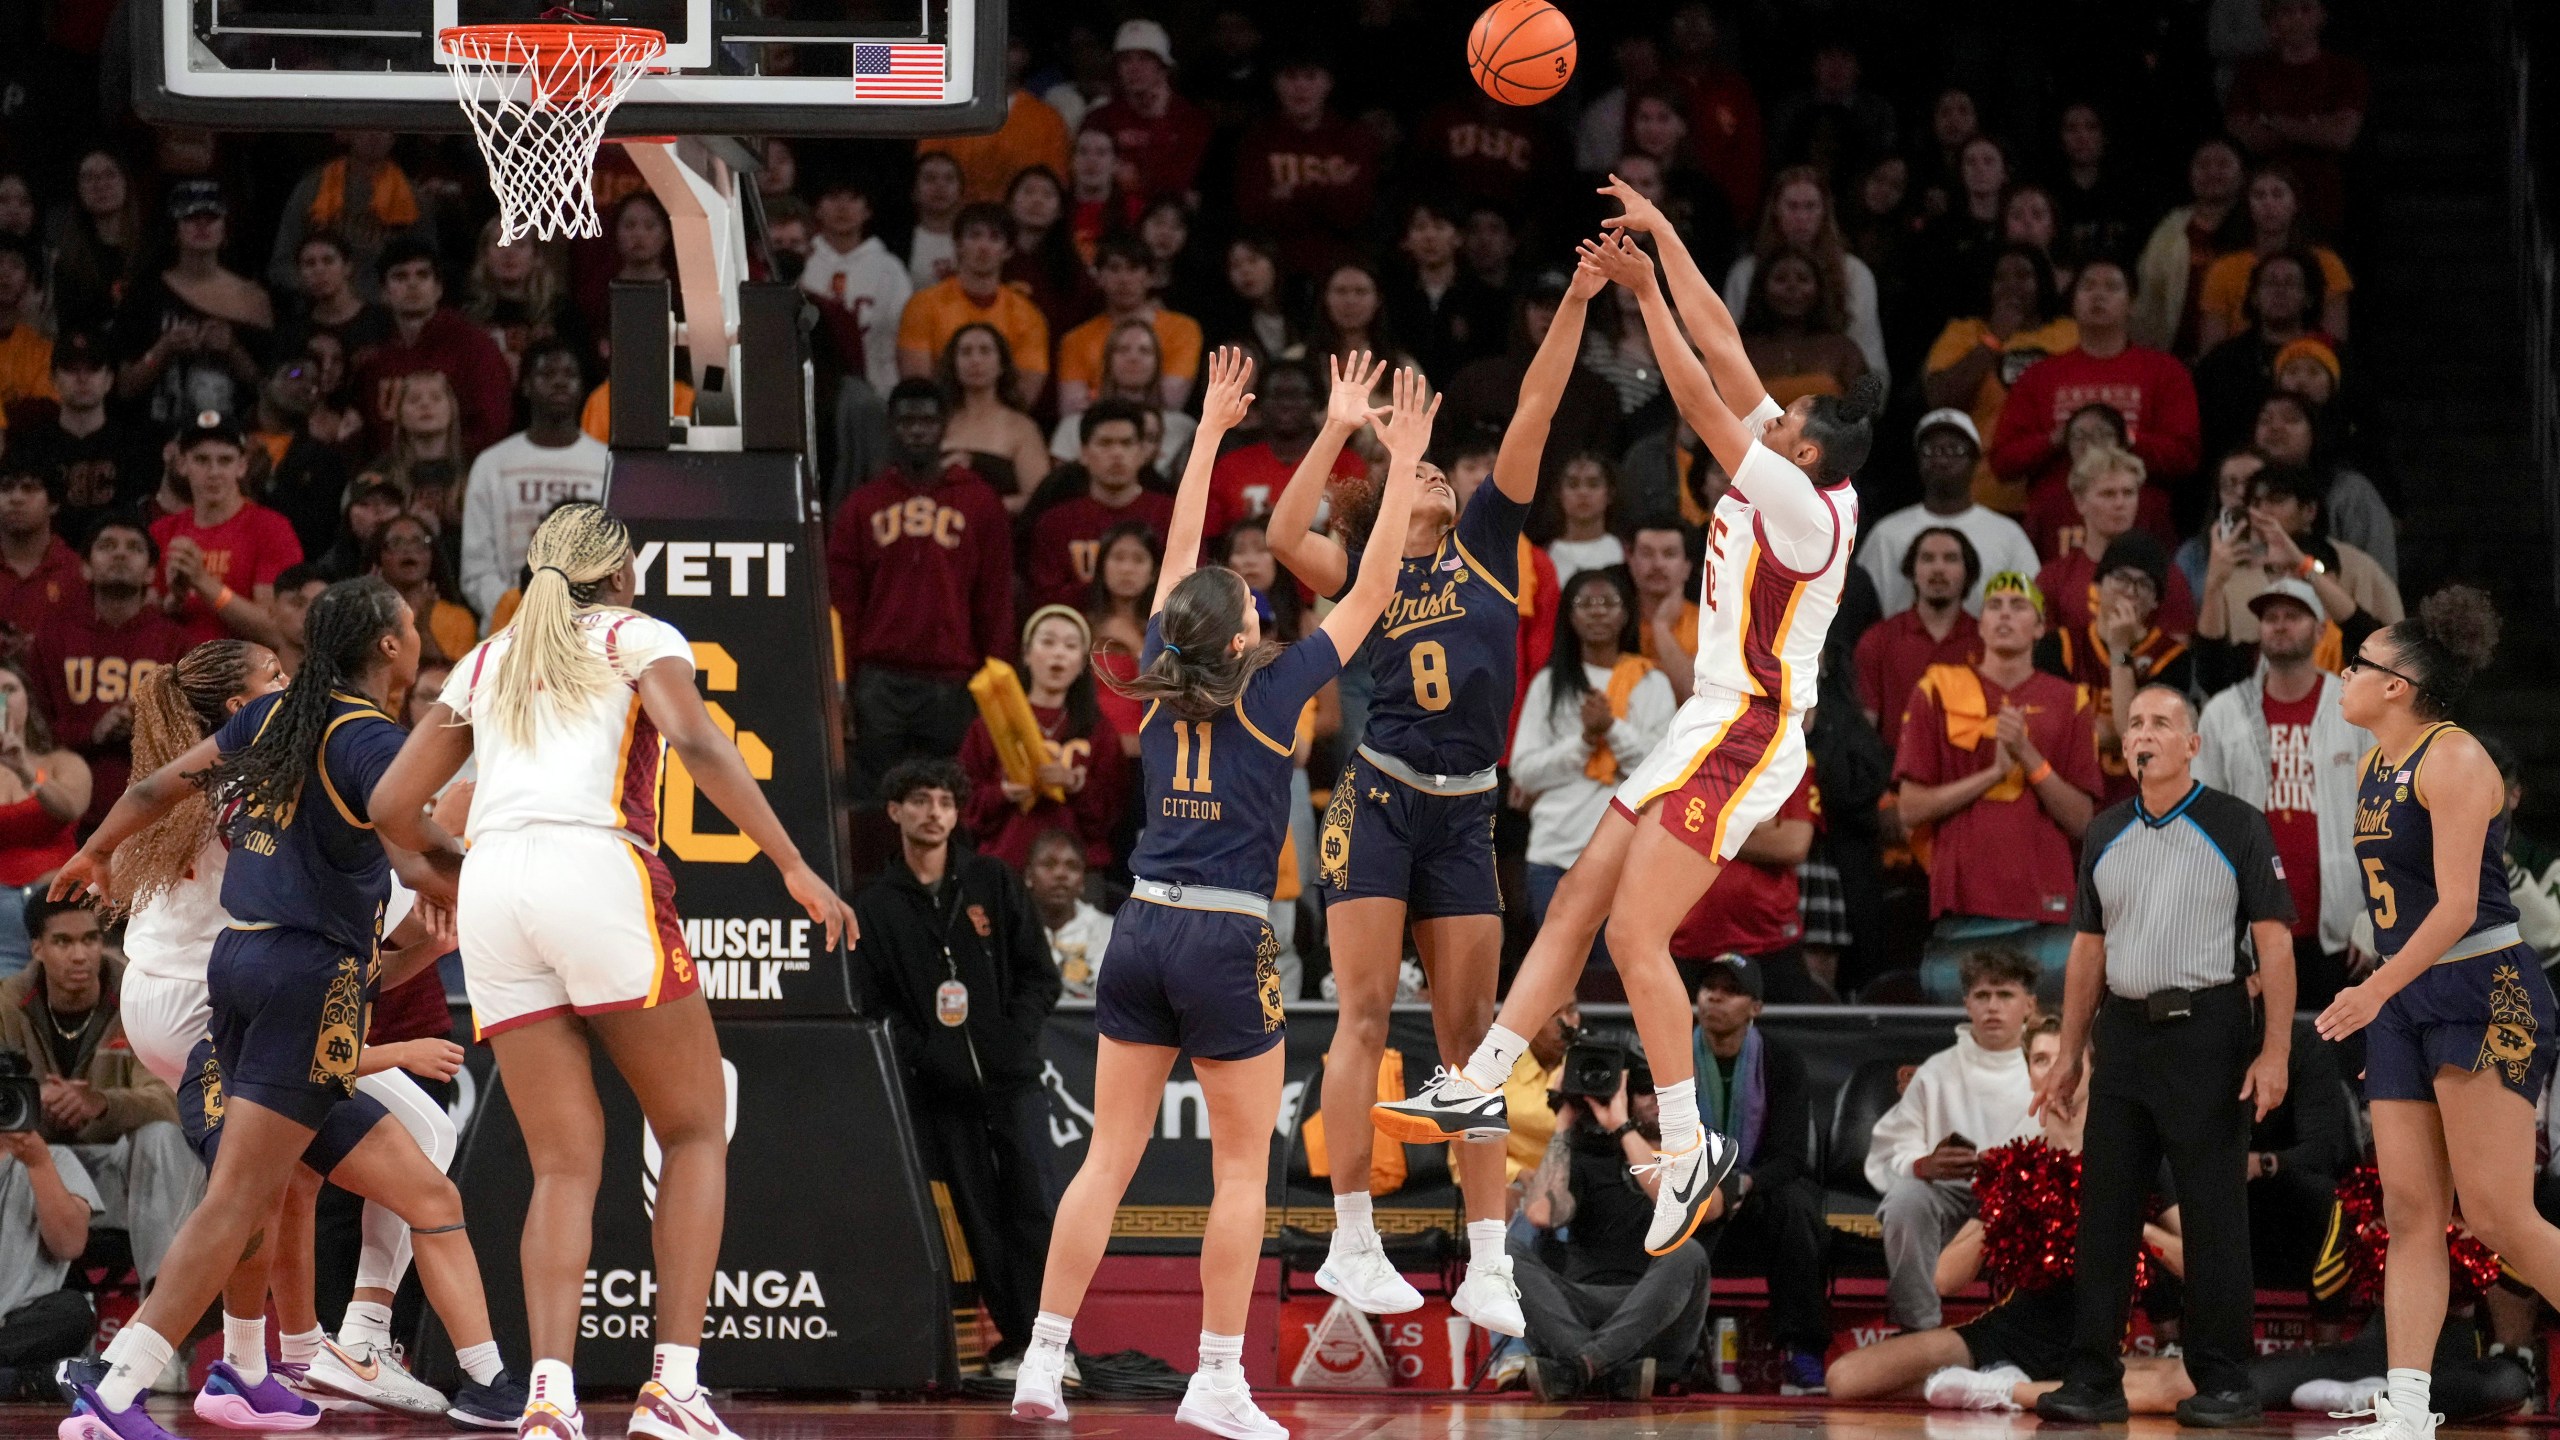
[1684,797,1709,832]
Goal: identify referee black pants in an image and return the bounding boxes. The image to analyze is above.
[2066,985,2256,1398]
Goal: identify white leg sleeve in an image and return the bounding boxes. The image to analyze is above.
[351,1068,461,1294]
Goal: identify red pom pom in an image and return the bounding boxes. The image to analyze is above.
[2332,1163,2504,1306]
[1973,1139,2157,1295]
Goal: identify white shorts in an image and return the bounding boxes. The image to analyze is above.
[458,824,699,1037]
[119,968,213,1087]
[1611,687,1809,862]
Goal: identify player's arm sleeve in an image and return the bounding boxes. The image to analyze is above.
[1734,436,1843,578]
[1456,478,1529,592]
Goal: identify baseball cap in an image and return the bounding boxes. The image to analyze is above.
[1113,19,1175,66]
[175,408,243,450]
[2248,574,2323,620]
[1982,570,2044,615]
[1697,953,1764,1001]
[51,330,110,374]
[1526,267,1573,302]
[1914,407,1981,448]
[2096,531,2169,595]
[168,180,227,220]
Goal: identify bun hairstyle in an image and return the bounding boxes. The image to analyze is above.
[1798,373,1886,484]
[2385,584,2501,719]
[1100,566,1277,721]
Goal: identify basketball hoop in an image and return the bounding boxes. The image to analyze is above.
[439,20,668,242]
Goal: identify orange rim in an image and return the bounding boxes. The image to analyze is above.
[439,23,669,106]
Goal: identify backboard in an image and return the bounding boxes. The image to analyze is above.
[138,0,1006,137]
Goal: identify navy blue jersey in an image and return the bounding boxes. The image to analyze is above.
[212,690,409,957]
[1127,616,1342,892]
[2353,722,2519,954]
[1335,484,1527,775]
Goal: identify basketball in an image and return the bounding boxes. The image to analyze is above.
[1467,0,1576,106]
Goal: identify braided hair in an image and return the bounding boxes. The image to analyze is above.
[1099,567,1277,722]
[478,501,638,746]
[108,640,268,914]
[198,578,410,825]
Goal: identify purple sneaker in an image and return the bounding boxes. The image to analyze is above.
[193,1362,324,1432]
[58,1374,183,1440]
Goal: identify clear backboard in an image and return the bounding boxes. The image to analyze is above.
[139,0,1005,136]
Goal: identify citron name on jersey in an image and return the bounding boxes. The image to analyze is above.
[631,540,794,597]
[1380,579,1469,639]
[1162,795,1223,820]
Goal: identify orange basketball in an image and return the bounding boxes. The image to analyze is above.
[1468,0,1577,106]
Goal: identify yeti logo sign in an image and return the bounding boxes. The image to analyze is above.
[603,449,854,1017]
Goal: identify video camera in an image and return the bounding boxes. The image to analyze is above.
[1553,1025,1649,1105]
[0,1052,40,1134]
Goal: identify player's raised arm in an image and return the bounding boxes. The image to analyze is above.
[1321,368,1437,653]
[1585,234,1756,481]
[1265,351,1387,598]
[1492,255,1602,506]
[49,735,225,901]
[1155,345,1256,614]
[1599,174,1765,423]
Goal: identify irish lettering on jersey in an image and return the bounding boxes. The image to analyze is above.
[1338,485,1529,776]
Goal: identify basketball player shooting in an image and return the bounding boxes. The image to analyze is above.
[1379,182,1879,1261]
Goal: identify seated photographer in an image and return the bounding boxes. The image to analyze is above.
[1509,1033,1715,1402]
[1866,948,2039,1331]
[0,1068,102,1388]
[1691,956,1833,1395]
[0,899,198,1291]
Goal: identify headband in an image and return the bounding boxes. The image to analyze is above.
[1982,570,2045,616]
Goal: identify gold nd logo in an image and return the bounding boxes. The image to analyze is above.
[1684,797,1709,832]
[662,642,776,863]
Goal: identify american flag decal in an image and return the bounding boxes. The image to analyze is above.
[853,42,945,100]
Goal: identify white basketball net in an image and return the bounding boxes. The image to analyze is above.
[441,25,666,242]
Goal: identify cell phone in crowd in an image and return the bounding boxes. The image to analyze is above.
[2217,509,2247,541]
[1942,1132,1975,1152]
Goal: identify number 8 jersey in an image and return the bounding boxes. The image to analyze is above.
[1333,483,1529,776]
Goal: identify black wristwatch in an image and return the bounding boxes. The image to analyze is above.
[1610,1121,1639,1140]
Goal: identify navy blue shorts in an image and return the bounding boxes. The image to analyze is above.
[207,925,377,1129]
[1316,751,1501,918]
[2365,943,2559,1103]
[179,1033,390,1176]
[1093,901,1285,1062]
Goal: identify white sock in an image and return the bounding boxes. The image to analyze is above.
[2387,1367,2430,1417]
[279,1327,326,1366]
[651,1343,698,1396]
[528,1358,577,1412]
[1654,1076,1701,1153]
[1332,1191,1377,1247]
[1030,1311,1073,1360]
[1467,1219,1506,1272]
[338,1299,394,1351]
[1197,1331,1244,1380]
[2295,1378,2385,1412]
[98,1322,175,1411]
[457,1341,503,1387]
[1462,1026,1527,1094]
[223,1313,268,1385]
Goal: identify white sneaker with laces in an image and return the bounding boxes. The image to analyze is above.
[628,1380,742,1440]
[298,1338,450,1418]
[1633,1130,1740,1255]
[1009,1346,1071,1424]
[1451,1256,1525,1337]
[2325,1393,2440,1440]
[517,1401,584,1440]
[1923,1364,2027,1411]
[1175,1371,1287,1440]
[1371,1067,1508,1145]
[1313,1234,1423,1314]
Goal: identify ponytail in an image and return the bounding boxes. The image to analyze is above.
[108,640,264,913]
[1099,566,1278,722]
[200,578,406,826]
[479,501,637,746]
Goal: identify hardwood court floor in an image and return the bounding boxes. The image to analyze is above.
[3,1398,2549,1440]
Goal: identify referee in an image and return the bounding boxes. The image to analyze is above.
[2032,684,2297,1427]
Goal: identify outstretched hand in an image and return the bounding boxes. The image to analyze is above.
[1200,345,1256,431]
[1597,173,1670,236]
[1374,367,1441,459]
[1566,245,1610,302]
[1578,232,1659,295]
[1325,351,1389,431]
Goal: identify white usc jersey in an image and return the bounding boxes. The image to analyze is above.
[1692,410,1859,712]
[441,610,696,845]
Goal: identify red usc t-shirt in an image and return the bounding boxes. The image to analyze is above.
[1204,441,1367,540]
[1894,667,2103,924]
[2261,687,2324,941]
[31,601,190,831]
[1026,490,1176,609]
[150,503,305,646]
[1673,772,1816,958]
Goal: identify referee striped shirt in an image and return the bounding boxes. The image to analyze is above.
[2074,782,2298,999]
